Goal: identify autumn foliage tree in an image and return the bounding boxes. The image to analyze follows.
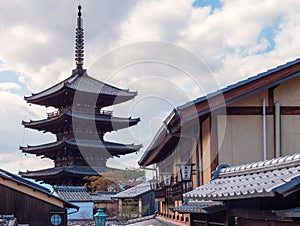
[85,168,146,192]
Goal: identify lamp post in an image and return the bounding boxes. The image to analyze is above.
[94,207,107,226]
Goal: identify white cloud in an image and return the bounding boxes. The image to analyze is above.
[0,82,21,91]
[1,0,300,175]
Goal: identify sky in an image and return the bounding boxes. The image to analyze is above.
[1,0,300,178]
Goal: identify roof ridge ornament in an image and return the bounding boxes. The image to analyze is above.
[75,5,84,73]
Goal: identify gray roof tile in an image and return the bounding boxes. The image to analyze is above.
[112,182,152,198]
[184,153,300,200]
[173,200,224,214]
[53,187,117,202]
[25,73,137,101]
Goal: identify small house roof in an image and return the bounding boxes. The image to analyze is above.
[172,200,224,214]
[184,153,300,201]
[53,186,117,202]
[53,186,91,202]
[112,182,152,198]
[0,168,78,209]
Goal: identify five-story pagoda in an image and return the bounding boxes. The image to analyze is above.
[20,6,141,186]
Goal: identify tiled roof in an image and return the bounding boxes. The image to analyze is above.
[184,153,300,200]
[21,139,142,157]
[25,73,137,101]
[0,169,78,209]
[90,192,117,202]
[23,110,140,129]
[172,200,224,214]
[53,187,117,202]
[20,165,100,177]
[53,186,91,202]
[0,169,50,193]
[112,182,152,198]
[178,58,300,111]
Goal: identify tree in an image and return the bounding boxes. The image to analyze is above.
[85,176,119,192]
[122,167,146,182]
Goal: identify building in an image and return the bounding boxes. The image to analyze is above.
[0,169,77,226]
[139,58,300,223]
[20,5,141,186]
[112,182,155,221]
[178,153,300,225]
[53,186,117,225]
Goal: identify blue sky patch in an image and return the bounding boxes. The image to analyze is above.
[257,18,281,54]
[0,70,28,95]
[193,0,223,11]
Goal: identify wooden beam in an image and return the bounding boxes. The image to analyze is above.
[268,85,279,107]
[180,62,300,122]
[228,208,281,221]
[214,106,300,115]
[210,114,218,174]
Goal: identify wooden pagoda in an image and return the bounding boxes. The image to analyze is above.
[20,6,141,186]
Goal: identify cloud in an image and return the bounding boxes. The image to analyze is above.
[0,82,21,91]
[1,0,300,175]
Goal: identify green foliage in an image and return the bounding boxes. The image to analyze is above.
[117,198,150,222]
[122,167,146,181]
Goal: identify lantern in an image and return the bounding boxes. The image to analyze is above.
[94,207,107,226]
[149,177,158,190]
[162,173,172,187]
[177,163,194,181]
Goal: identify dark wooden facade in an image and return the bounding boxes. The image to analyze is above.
[0,169,77,226]
[0,184,66,226]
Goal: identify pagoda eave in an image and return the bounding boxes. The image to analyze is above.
[20,139,142,158]
[19,165,102,186]
[22,111,140,133]
[25,74,138,108]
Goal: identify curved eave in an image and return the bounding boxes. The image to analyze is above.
[19,166,101,185]
[21,139,142,157]
[22,112,140,133]
[20,166,99,178]
[25,74,138,107]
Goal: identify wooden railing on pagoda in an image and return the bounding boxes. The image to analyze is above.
[47,106,113,118]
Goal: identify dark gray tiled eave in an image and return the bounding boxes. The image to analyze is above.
[184,154,300,200]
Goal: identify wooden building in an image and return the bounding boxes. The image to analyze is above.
[20,5,141,186]
[139,58,300,224]
[112,182,155,221]
[0,169,77,226]
[53,186,117,225]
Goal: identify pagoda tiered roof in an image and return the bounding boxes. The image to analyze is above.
[19,165,102,185]
[20,5,141,186]
[22,109,140,134]
[20,139,142,159]
[25,72,137,108]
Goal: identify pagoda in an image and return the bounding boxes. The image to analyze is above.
[20,6,141,186]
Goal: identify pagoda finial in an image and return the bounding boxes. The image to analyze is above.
[75,5,84,70]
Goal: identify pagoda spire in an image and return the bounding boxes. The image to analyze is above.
[75,5,84,70]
